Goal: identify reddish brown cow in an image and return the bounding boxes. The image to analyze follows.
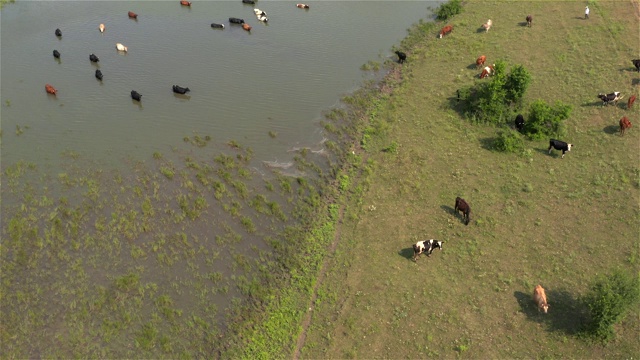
[526,15,533,27]
[242,23,252,32]
[619,116,632,136]
[296,3,310,9]
[128,11,138,19]
[533,285,549,314]
[476,55,486,69]
[45,84,57,95]
[180,0,192,6]
[628,95,636,109]
[439,25,453,38]
[480,64,495,79]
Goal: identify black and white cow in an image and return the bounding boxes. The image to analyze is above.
[412,239,444,262]
[597,92,622,107]
[229,17,245,24]
[395,51,407,64]
[633,59,640,72]
[515,114,525,132]
[548,139,572,158]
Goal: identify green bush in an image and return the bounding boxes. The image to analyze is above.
[492,129,524,153]
[504,64,531,106]
[582,270,639,343]
[435,0,463,21]
[523,100,572,140]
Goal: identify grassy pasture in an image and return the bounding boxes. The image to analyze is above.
[301,1,639,358]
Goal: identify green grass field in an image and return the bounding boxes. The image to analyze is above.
[300,1,639,358]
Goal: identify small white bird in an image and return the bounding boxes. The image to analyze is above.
[115,43,128,52]
[98,23,105,33]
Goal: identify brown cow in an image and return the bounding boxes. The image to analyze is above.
[480,64,495,79]
[476,55,486,69]
[45,84,57,95]
[619,116,632,136]
[628,95,636,109]
[533,285,549,313]
[242,23,252,32]
[454,197,471,225]
[180,0,192,6]
[439,25,453,38]
[526,14,533,27]
[296,3,310,9]
[128,11,138,19]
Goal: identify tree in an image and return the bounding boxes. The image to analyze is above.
[522,100,572,140]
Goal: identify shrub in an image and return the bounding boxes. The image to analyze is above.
[504,64,531,106]
[581,269,639,343]
[523,100,572,140]
[435,0,463,21]
[492,129,524,153]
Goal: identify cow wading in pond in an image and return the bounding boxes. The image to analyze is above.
[412,239,444,262]
[548,139,572,158]
[454,197,471,225]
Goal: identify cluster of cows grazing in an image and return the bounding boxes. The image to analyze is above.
[46,1,312,102]
[409,12,637,319]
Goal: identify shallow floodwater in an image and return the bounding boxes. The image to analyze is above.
[1,1,440,169]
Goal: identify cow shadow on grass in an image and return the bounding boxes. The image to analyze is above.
[515,289,587,335]
[632,78,640,86]
[398,247,415,261]
[440,204,455,216]
[518,21,529,27]
[603,125,619,135]
[476,27,486,33]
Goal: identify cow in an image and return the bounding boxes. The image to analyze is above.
[533,285,549,314]
[131,90,142,102]
[172,85,191,94]
[99,23,105,33]
[628,95,636,109]
[115,43,128,52]
[89,53,100,63]
[480,64,494,79]
[438,25,453,38]
[53,50,61,59]
[128,11,138,19]
[548,139,572,158]
[242,23,252,32]
[229,17,245,24]
[242,0,255,4]
[526,14,533,27]
[476,55,486,69]
[180,0,192,6]
[296,3,310,9]
[55,28,62,37]
[412,239,444,262]
[211,23,225,29]
[619,116,632,136]
[515,114,525,132]
[45,84,57,95]
[395,51,407,64]
[633,59,640,72]
[597,92,622,107]
[454,197,471,225]
[95,69,103,81]
[254,9,268,22]
[482,19,492,32]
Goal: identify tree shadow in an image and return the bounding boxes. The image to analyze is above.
[515,289,588,335]
[398,247,414,261]
[479,137,495,151]
[603,125,619,135]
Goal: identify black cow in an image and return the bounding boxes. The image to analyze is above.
[515,114,525,131]
[548,139,572,158]
[597,92,622,106]
[55,28,62,37]
[89,54,100,63]
[633,59,640,72]
[454,197,471,225]
[211,23,225,29]
[412,239,444,262]
[53,50,61,59]
[395,51,407,64]
[229,17,245,24]
[172,85,191,94]
[242,0,255,4]
[131,90,142,102]
[95,69,103,81]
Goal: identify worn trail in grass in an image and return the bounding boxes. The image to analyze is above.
[301,1,639,358]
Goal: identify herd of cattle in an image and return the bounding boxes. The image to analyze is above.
[407,13,638,315]
[44,1,312,100]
